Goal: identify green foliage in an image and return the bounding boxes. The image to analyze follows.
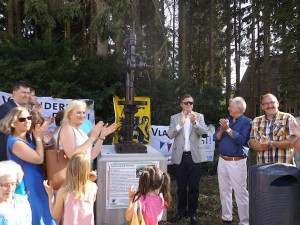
[1,0,299,128]
[24,0,55,31]
[56,0,83,23]
[0,36,124,122]
[195,83,227,126]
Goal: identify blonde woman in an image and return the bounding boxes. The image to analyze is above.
[58,100,117,159]
[0,107,55,225]
[43,153,98,224]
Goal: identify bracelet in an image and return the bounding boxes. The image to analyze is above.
[35,138,42,141]
[98,136,106,141]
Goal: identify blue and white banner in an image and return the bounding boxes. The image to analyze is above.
[150,124,215,164]
[0,91,95,131]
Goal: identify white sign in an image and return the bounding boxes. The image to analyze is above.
[0,91,95,131]
[150,124,215,164]
[106,161,159,209]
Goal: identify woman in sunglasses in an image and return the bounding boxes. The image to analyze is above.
[0,107,55,225]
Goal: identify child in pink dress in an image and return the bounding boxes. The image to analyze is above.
[126,166,171,225]
[43,152,97,225]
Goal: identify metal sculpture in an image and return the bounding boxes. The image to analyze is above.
[115,24,148,153]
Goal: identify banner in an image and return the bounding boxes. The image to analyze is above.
[0,91,95,131]
[150,124,215,164]
[113,96,151,145]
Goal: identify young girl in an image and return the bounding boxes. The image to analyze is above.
[126,166,171,225]
[43,152,98,225]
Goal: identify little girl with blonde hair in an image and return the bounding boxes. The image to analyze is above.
[43,152,97,224]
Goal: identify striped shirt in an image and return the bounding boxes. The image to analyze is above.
[250,111,296,164]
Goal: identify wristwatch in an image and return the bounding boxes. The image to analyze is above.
[226,128,231,133]
[270,141,274,148]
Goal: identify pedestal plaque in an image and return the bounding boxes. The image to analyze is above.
[96,145,168,225]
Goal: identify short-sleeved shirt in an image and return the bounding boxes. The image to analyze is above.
[250,111,296,164]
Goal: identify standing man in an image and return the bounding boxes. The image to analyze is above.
[167,94,208,225]
[0,81,30,161]
[249,93,296,164]
[213,97,251,225]
[0,81,31,119]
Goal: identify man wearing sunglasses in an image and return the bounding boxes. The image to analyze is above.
[167,94,208,225]
[0,81,31,161]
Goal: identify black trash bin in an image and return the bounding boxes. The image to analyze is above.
[249,163,300,225]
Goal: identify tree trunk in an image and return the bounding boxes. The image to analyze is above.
[14,0,21,38]
[250,0,256,118]
[178,0,190,87]
[209,0,216,84]
[263,3,271,93]
[234,0,241,95]
[153,0,165,79]
[95,0,109,56]
[225,1,232,104]
[131,0,142,48]
[7,0,14,37]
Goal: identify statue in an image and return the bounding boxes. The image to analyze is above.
[115,24,149,153]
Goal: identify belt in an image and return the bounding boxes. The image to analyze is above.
[220,155,246,161]
[183,151,191,156]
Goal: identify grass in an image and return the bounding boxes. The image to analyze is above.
[158,150,259,225]
[159,166,239,225]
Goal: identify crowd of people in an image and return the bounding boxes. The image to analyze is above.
[1,81,300,225]
[0,81,118,224]
[167,93,300,225]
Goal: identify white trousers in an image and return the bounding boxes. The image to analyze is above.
[217,157,249,225]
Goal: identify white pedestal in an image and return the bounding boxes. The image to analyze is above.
[96,145,168,225]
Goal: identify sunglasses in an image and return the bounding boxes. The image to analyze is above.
[182,101,194,105]
[18,116,32,122]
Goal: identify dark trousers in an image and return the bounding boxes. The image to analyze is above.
[174,153,201,216]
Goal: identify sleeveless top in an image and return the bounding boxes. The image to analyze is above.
[56,126,92,158]
[63,182,97,225]
[7,135,55,225]
[140,194,165,225]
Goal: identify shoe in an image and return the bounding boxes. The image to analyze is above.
[169,213,185,223]
[222,219,232,224]
[190,215,198,225]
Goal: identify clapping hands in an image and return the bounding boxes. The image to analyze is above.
[90,121,117,140]
[291,122,300,137]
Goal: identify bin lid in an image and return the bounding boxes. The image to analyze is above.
[249,163,300,190]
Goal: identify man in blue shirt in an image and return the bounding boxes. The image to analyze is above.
[213,97,252,225]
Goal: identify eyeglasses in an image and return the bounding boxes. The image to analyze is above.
[18,116,32,122]
[262,101,276,106]
[0,182,17,190]
[182,101,194,105]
